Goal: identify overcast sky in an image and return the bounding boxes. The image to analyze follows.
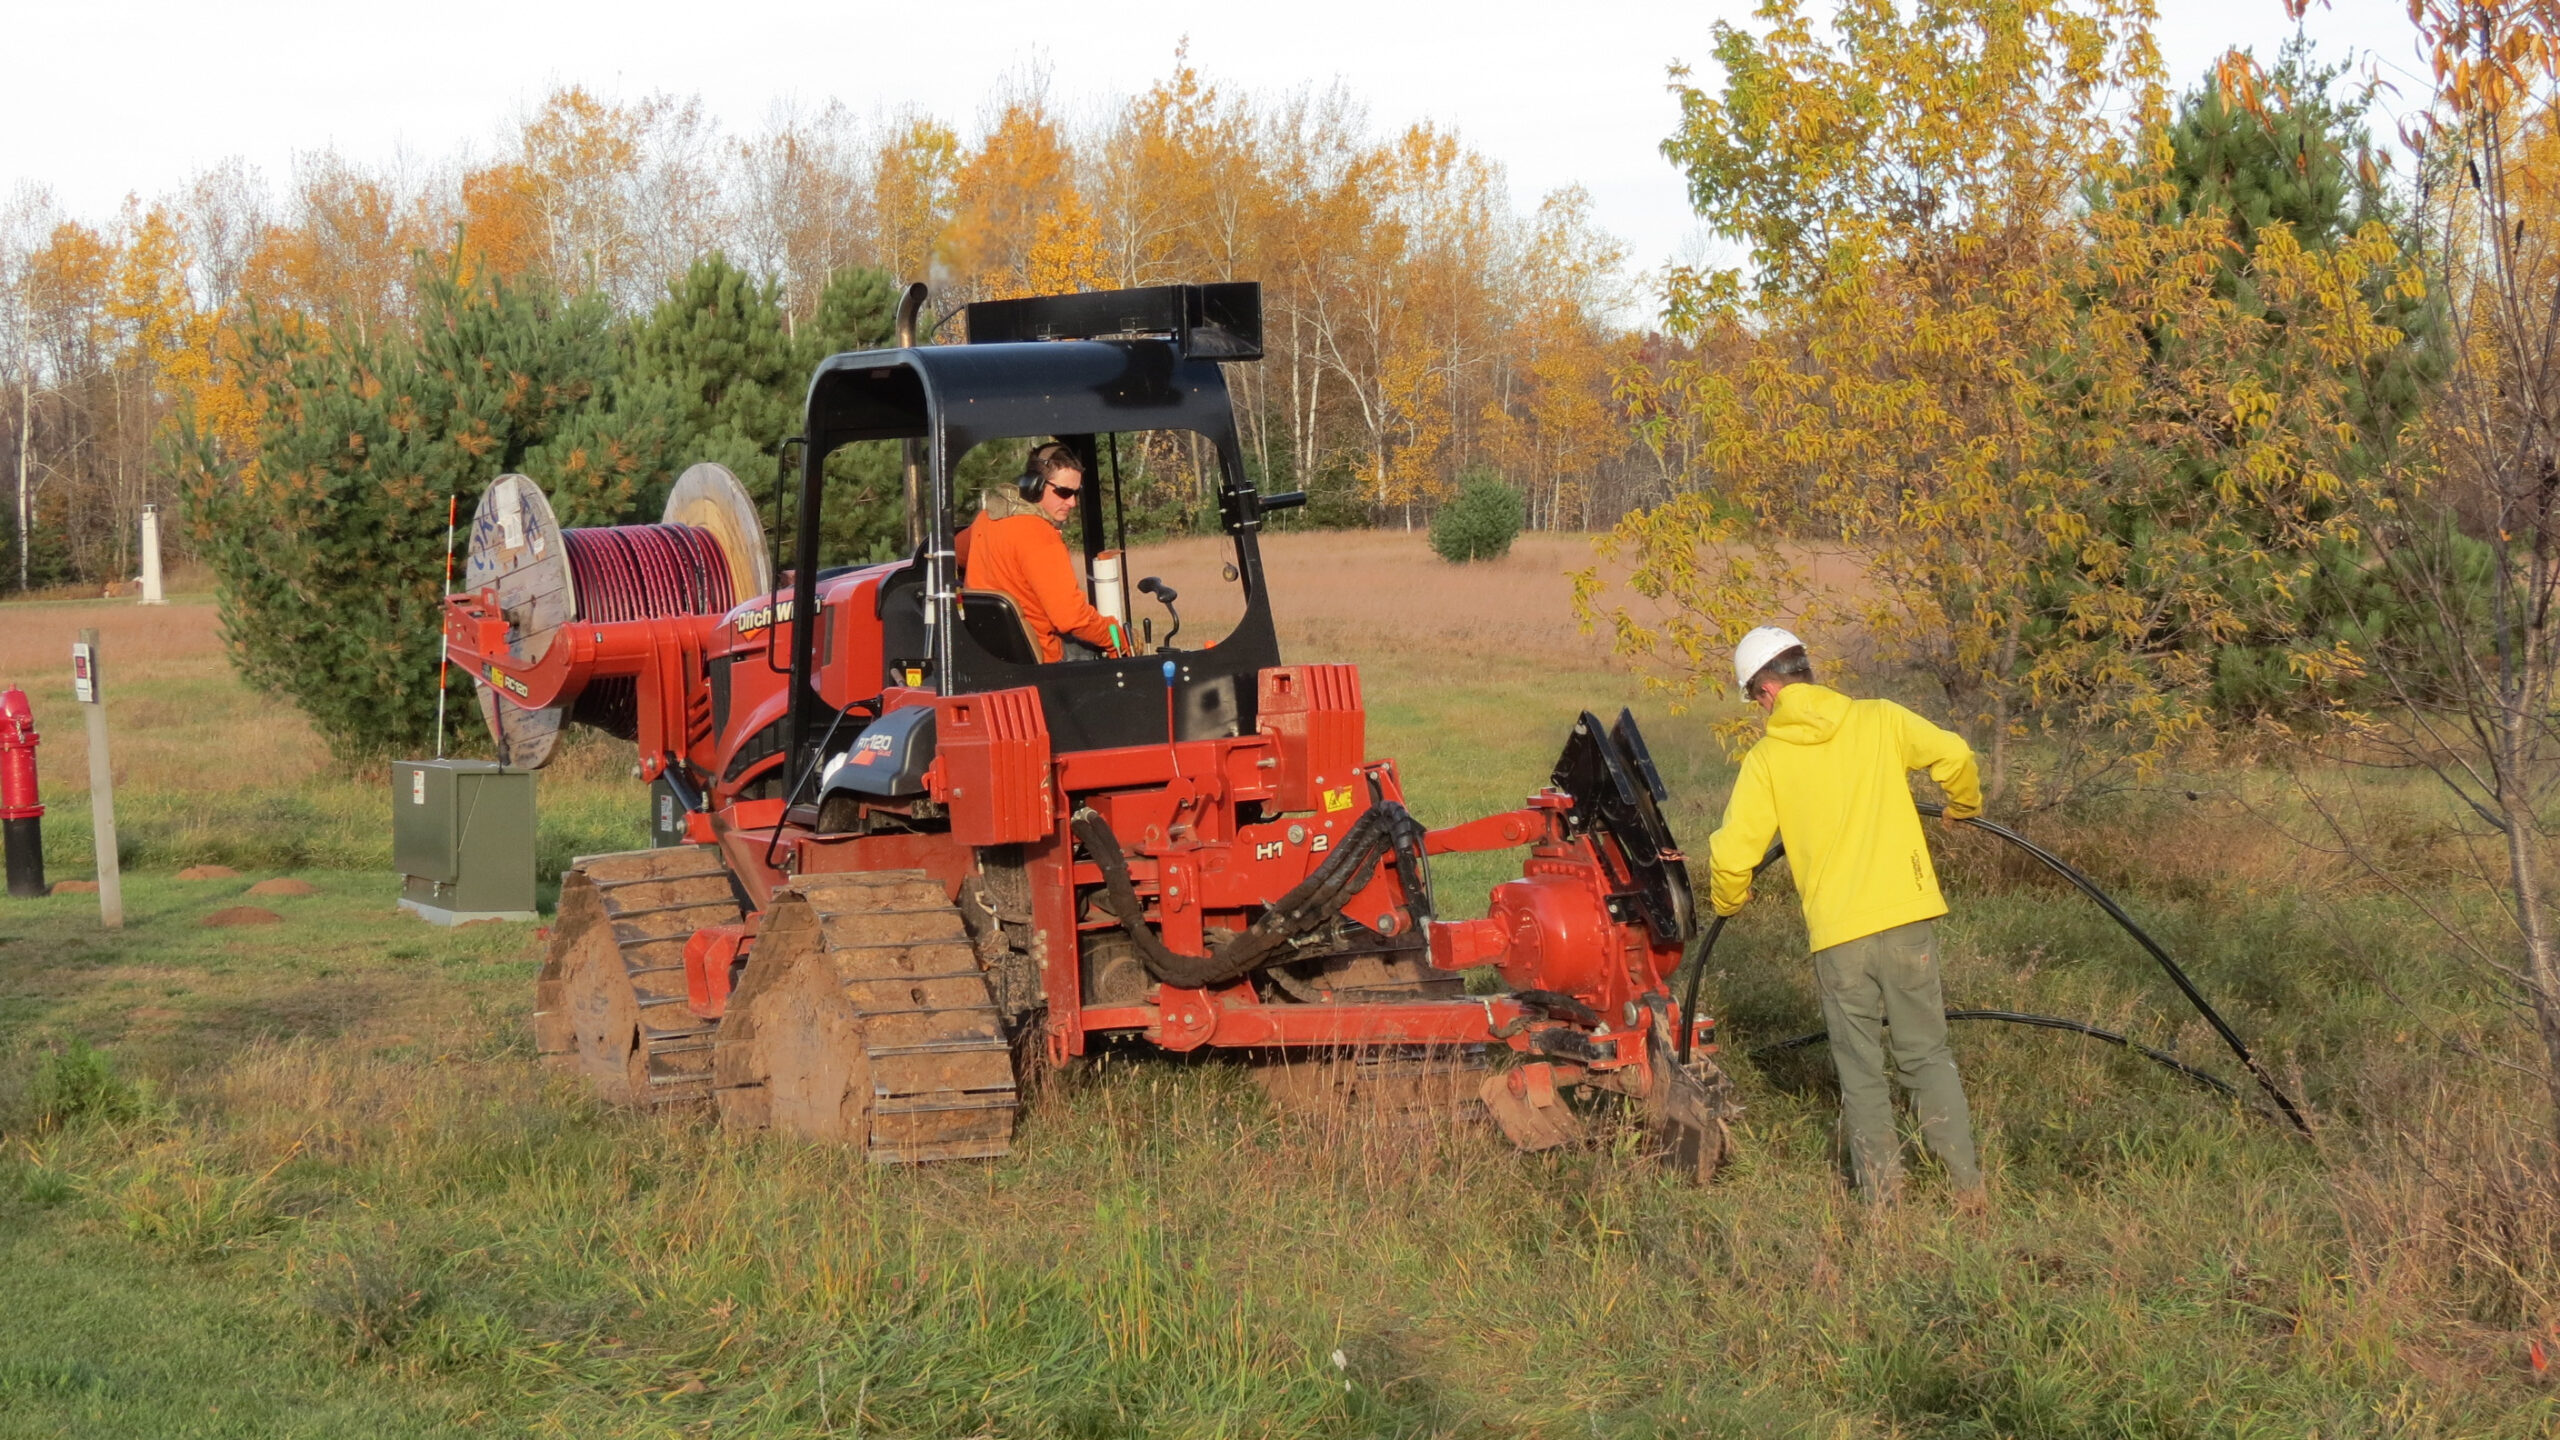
[3,0,2429,282]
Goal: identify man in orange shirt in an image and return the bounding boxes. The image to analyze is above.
[960,442,1128,662]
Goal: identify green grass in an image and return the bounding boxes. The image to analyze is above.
[4,583,2559,1435]
[27,745,648,905]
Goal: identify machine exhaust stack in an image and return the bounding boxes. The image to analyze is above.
[897,282,929,554]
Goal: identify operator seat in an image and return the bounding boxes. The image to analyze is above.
[956,589,1043,666]
[877,560,1045,669]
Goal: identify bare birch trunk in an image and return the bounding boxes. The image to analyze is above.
[15,374,28,592]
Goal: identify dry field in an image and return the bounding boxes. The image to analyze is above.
[1,530,2556,1437]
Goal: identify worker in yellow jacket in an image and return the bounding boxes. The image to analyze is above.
[1706,627,1985,1205]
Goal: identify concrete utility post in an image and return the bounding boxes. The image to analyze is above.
[72,630,122,928]
[138,505,165,605]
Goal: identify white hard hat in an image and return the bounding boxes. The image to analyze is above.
[1733,626,1806,691]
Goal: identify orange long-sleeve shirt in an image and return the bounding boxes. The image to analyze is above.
[961,511,1119,662]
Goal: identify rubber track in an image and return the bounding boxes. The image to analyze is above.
[533,845,743,1109]
[717,869,1018,1164]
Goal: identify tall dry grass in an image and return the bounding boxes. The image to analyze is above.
[4,530,2560,1432]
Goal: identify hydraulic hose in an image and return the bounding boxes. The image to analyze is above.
[1072,801,1429,990]
[1670,806,2310,1134]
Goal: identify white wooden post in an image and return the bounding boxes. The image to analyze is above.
[138,505,165,605]
[72,630,121,929]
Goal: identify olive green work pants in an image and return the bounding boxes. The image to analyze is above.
[1813,919,1981,1200]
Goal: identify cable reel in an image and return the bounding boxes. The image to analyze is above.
[462,463,769,766]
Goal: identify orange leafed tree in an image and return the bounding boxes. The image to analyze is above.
[458,162,548,287]
[945,95,1088,301]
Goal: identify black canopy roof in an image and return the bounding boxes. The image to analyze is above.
[802,339,1238,453]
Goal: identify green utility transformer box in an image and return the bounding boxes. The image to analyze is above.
[394,760,538,924]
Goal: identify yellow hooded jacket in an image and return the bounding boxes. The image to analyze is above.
[1706,684,1982,953]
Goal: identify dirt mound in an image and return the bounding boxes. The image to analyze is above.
[245,877,319,897]
[51,880,98,894]
[203,906,282,927]
[178,864,243,880]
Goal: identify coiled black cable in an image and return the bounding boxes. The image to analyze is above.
[1752,1009,2241,1100]
[1671,804,2311,1134]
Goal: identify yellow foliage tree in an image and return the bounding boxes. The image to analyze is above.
[1022,187,1109,297]
[875,114,959,288]
[1587,0,2407,796]
[1489,188,1630,529]
[945,96,1087,300]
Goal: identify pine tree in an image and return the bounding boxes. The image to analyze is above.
[1430,470,1524,563]
[183,253,913,760]
[184,265,631,762]
[2153,42,2453,719]
[598,255,906,562]
[2162,39,2443,472]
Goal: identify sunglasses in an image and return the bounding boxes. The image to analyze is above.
[1046,482,1081,500]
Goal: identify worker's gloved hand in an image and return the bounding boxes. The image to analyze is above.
[1939,804,1979,829]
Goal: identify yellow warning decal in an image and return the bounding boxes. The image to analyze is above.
[1322,785,1356,813]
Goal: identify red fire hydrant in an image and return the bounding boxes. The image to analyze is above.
[1,685,44,898]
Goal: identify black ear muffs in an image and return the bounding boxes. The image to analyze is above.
[1017,466,1046,502]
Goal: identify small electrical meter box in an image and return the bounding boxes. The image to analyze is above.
[394,759,538,924]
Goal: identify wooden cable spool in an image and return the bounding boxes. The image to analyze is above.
[464,464,767,768]
[663,462,773,602]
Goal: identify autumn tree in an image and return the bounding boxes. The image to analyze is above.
[239,153,437,344]
[0,193,69,589]
[1587,0,2406,798]
[2282,0,2560,1135]
[874,114,959,289]
[944,91,1104,301]
[185,265,633,760]
[733,102,879,324]
[22,53,1691,598]
[1487,187,1631,531]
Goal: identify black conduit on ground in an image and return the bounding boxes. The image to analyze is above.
[1751,1009,2241,1101]
[1671,805,2311,1135]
